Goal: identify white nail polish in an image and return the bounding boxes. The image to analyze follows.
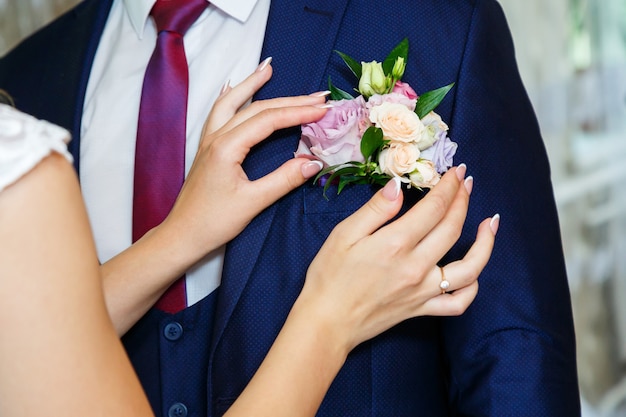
[301,160,324,178]
[311,90,331,97]
[456,163,467,181]
[256,57,272,72]
[490,213,500,235]
[219,79,230,95]
[464,176,473,194]
[382,177,402,201]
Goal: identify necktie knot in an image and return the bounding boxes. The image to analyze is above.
[151,0,208,35]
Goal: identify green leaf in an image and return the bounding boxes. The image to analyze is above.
[320,164,366,198]
[369,173,391,187]
[360,127,384,160]
[335,50,362,80]
[382,38,409,76]
[331,165,366,179]
[328,77,354,101]
[314,163,346,185]
[337,176,360,194]
[415,82,454,119]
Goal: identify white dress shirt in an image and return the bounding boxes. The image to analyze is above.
[80,0,270,306]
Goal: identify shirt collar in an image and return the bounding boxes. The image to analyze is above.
[124,0,260,38]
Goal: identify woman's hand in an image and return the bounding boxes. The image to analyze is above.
[296,166,498,353]
[160,61,329,266]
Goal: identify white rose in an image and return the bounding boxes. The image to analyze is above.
[409,160,441,188]
[418,111,449,150]
[378,141,421,180]
[369,102,424,143]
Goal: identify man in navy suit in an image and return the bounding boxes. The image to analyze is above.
[0,0,581,415]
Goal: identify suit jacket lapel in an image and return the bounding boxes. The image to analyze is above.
[1,0,112,174]
[64,0,114,173]
[211,0,350,356]
[22,0,113,173]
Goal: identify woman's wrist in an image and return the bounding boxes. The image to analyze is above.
[153,215,214,273]
[227,294,350,417]
[288,289,354,361]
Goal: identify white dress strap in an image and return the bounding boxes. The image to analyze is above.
[0,104,73,192]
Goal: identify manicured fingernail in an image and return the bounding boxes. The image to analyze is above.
[456,163,467,181]
[490,213,500,235]
[464,176,473,194]
[301,160,323,178]
[315,103,334,109]
[310,90,331,97]
[382,177,401,201]
[256,57,272,72]
[219,79,230,96]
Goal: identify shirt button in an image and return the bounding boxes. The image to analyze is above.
[163,322,183,341]
[168,402,188,417]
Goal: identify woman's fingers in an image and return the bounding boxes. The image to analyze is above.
[203,59,274,135]
[418,215,499,315]
[384,166,467,244]
[209,105,329,161]
[327,165,467,255]
[441,215,498,291]
[246,159,324,209]
[408,175,472,262]
[210,94,329,143]
[421,281,480,317]
[338,166,464,252]
[202,60,328,144]
[327,178,405,245]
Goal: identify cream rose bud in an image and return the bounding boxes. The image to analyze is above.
[378,141,421,180]
[409,160,441,188]
[391,56,406,79]
[369,102,424,143]
[418,111,449,150]
[359,61,387,97]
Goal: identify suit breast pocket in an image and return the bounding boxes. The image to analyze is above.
[303,182,427,214]
[300,183,376,243]
[301,182,427,241]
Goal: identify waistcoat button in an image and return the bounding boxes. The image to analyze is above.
[168,402,188,417]
[163,322,183,341]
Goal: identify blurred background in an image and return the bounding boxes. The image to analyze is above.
[1,0,625,415]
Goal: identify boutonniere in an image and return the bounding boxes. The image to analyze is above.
[296,38,457,197]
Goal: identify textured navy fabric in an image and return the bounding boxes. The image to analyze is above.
[122,289,217,416]
[0,0,581,416]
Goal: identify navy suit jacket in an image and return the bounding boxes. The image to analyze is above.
[0,0,581,415]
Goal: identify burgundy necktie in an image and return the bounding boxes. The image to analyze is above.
[133,0,208,314]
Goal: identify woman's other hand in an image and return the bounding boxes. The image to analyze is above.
[162,60,330,265]
[298,166,498,353]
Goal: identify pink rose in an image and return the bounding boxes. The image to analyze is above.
[392,81,418,100]
[297,96,369,167]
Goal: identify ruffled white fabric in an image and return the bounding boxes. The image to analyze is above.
[0,104,73,192]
